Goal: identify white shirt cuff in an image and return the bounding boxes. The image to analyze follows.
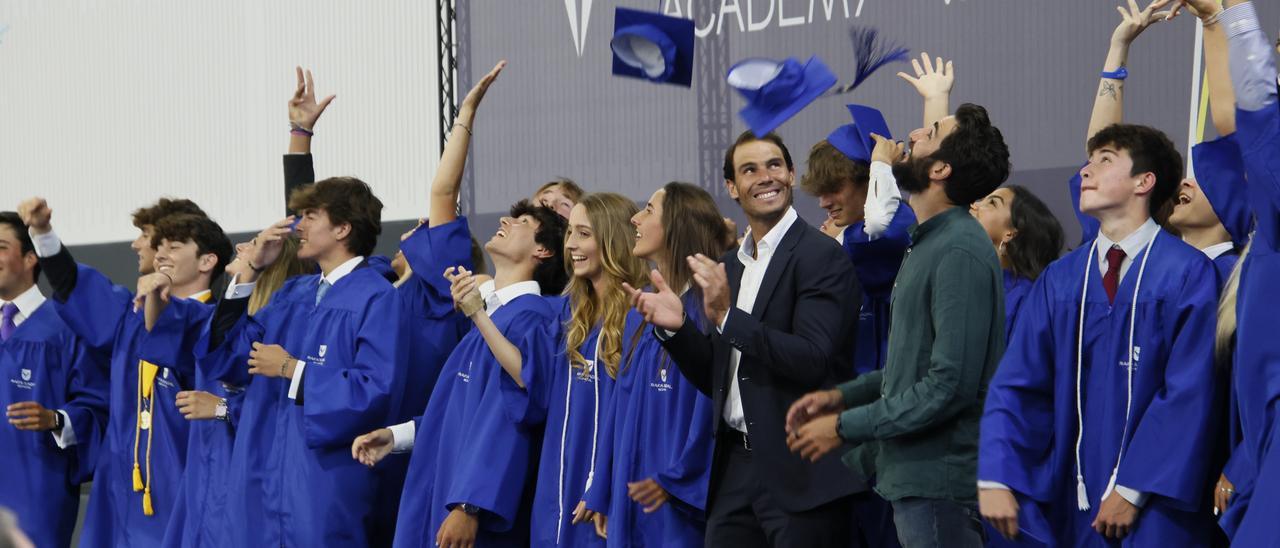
[50,410,77,448]
[1115,485,1148,508]
[286,360,306,400]
[716,311,728,334]
[977,480,1011,490]
[224,273,256,300]
[655,327,677,341]
[30,230,63,258]
[389,421,417,453]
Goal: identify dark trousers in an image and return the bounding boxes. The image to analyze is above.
[705,437,855,548]
[890,497,984,548]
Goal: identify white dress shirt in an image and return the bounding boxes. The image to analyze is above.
[1201,241,1235,261]
[719,207,798,434]
[1094,218,1161,280]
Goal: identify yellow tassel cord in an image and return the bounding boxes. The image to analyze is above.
[134,360,159,516]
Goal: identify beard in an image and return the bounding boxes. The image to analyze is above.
[892,154,934,195]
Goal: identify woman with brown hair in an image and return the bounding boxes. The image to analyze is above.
[581,182,725,546]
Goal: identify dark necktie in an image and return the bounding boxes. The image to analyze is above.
[0,303,17,342]
[1102,246,1126,304]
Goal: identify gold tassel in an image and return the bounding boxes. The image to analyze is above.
[142,487,154,516]
[132,464,143,492]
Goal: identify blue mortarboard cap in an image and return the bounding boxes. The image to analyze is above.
[826,104,891,163]
[1192,136,1252,248]
[727,56,837,138]
[610,8,695,87]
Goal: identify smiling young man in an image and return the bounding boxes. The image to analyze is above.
[17,198,230,548]
[0,211,108,548]
[978,123,1218,545]
[630,130,863,546]
[197,176,407,547]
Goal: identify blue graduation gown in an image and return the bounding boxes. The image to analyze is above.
[1067,169,1101,248]
[840,205,915,376]
[160,336,244,548]
[394,292,559,548]
[197,263,407,547]
[500,305,632,547]
[1229,103,1280,544]
[980,231,1220,546]
[371,219,475,546]
[0,303,107,548]
[54,265,207,547]
[584,296,714,548]
[1003,270,1034,340]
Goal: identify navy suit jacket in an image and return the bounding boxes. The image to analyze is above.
[661,215,866,513]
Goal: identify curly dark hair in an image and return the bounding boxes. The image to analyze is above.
[150,213,233,281]
[508,199,568,295]
[932,103,1012,205]
[288,177,384,257]
[1004,185,1063,281]
[131,198,206,229]
[1087,123,1183,218]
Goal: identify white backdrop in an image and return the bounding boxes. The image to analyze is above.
[0,1,441,245]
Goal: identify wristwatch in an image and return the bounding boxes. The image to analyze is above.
[51,410,65,432]
[458,503,481,515]
[214,399,229,422]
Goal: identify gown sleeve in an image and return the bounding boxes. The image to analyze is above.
[1068,167,1100,247]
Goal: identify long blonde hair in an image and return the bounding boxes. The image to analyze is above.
[248,237,313,315]
[563,193,649,379]
[1215,239,1251,366]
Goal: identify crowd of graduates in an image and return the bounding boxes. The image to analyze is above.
[1,1,1279,546]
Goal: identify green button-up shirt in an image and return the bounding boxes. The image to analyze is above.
[836,206,1005,503]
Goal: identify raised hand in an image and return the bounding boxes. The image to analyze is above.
[351,428,395,467]
[444,266,484,316]
[686,254,730,327]
[1112,0,1174,46]
[622,270,686,332]
[897,52,954,101]
[869,133,906,165]
[458,60,506,121]
[1166,0,1218,20]
[247,217,295,276]
[289,67,336,131]
[132,272,174,311]
[16,197,52,235]
[785,388,845,435]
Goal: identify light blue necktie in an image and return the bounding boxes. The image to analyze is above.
[315,280,331,305]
